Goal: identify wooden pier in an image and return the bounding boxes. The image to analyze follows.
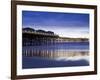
[22,28,89,59]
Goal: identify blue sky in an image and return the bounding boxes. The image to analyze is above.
[22,11,89,38]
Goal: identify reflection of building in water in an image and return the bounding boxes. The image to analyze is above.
[22,27,89,46]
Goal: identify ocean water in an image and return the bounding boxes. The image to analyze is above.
[22,42,89,69]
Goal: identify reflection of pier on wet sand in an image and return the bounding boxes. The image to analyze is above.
[23,48,89,60]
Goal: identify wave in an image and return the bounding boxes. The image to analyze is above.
[55,55,89,62]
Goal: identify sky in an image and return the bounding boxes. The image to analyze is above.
[22,11,89,38]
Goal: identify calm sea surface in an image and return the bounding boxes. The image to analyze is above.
[22,42,89,69]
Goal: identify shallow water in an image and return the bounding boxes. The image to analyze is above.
[22,42,89,69]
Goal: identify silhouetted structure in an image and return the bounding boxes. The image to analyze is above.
[22,27,59,46]
[22,27,89,46]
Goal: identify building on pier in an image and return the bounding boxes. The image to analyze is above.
[22,27,59,46]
